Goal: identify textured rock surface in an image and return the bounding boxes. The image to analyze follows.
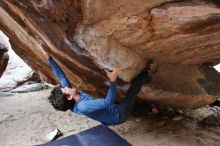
[0,51,8,77]
[0,30,9,77]
[0,31,38,91]
[0,0,220,108]
[11,83,46,93]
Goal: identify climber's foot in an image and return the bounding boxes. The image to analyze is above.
[151,104,158,114]
[146,59,157,74]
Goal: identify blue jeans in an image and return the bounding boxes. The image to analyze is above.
[117,72,151,124]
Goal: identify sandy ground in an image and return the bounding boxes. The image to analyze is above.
[0,89,220,146]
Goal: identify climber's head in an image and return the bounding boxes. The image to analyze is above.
[48,86,76,111]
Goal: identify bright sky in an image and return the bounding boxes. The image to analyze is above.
[214,64,220,72]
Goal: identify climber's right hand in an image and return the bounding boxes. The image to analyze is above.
[105,65,119,82]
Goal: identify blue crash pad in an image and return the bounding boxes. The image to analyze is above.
[37,124,132,146]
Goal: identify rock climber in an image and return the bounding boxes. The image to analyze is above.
[40,49,157,125]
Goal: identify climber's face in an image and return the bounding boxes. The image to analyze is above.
[61,87,78,101]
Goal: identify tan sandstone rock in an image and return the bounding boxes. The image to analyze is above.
[0,0,219,108]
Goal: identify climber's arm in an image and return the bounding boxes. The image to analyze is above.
[41,49,72,88]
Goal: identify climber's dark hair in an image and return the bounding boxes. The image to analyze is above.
[48,86,75,111]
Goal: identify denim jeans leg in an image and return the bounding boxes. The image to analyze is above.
[117,72,151,124]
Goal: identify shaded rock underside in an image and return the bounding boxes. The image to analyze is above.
[0,30,9,77]
[0,0,220,108]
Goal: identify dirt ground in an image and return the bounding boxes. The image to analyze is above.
[0,89,220,146]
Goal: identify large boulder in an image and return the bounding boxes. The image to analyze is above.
[0,30,9,77]
[0,0,219,108]
[0,30,39,91]
[0,49,8,77]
